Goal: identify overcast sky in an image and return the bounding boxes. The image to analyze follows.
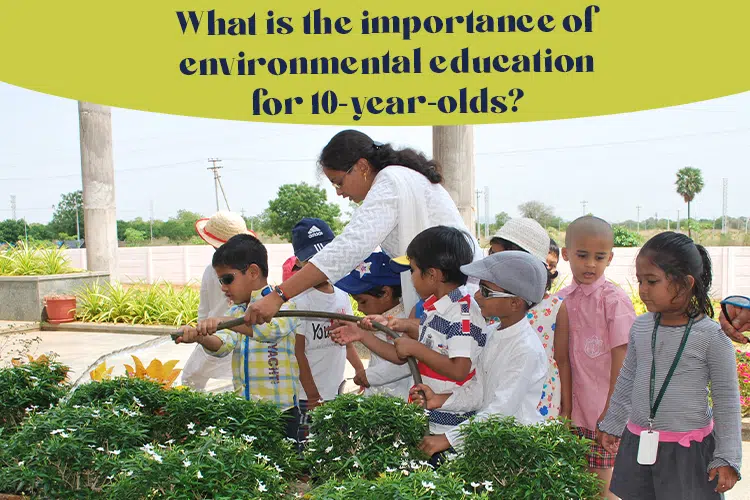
[1,83,748,226]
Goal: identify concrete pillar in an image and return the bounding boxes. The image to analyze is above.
[78,102,118,276]
[432,126,475,232]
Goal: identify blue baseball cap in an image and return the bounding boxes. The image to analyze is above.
[335,252,402,295]
[291,218,335,262]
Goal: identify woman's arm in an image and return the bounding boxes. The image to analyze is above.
[244,176,400,325]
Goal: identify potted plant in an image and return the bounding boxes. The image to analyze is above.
[43,294,77,324]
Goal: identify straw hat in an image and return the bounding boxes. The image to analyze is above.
[491,218,550,264]
[195,211,258,249]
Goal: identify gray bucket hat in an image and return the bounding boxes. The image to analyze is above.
[460,251,547,305]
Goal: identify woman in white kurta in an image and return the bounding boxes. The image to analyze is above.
[244,129,482,325]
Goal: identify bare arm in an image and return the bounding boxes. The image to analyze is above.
[295,335,321,404]
[396,338,472,382]
[601,344,627,420]
[346,343,365,372]
[553,302,573,419]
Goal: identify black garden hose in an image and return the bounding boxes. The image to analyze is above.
[171,310,426,407]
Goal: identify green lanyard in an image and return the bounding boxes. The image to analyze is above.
[648,313,695,430]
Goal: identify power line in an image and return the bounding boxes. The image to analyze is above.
[207,158,231,212]
[0,159,204,182]
[476,126,750,157]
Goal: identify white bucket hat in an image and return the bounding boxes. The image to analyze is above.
[491,218,550,264]
[195,211,258,249]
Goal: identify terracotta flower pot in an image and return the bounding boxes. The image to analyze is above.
[44,295,76,324]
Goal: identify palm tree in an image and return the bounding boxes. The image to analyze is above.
[675,167,704,238]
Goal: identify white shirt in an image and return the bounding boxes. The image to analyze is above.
[308,166,483,313]
[291,286,354,401]
[198,263,231,320]
[364,302,412,400]
[443,319,547,451]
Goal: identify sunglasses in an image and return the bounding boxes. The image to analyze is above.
[721,295,750,322]
[479,284,518,299]
[330,164,356,190]
[217,270,245,286]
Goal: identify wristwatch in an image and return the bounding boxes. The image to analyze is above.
[274,285,289,303]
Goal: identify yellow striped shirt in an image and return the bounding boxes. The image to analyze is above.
[206,285,300,411]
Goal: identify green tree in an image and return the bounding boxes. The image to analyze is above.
[675,167,704,238]
[158,210,202,242]
[266,183,342,239]
[27,223,54,241]
[124,227,147,244]
[50,190,83,239]
[0,219,26,243]
[488,212,510,233]
[518,201,555,227]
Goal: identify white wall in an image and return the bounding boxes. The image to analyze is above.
[65,244,750,299]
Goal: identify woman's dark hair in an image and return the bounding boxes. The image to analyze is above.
[363,284,403,300]
[490,237,556,292]
[318,130,442,184]
[639,231,713,319]
[213,234,269,277]
[406,226,473,285]
[549,238,560,258]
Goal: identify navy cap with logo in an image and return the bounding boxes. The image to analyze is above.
[335,252,402,295]
[291,218,335,262]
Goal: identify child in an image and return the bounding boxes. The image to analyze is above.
[333,251,413,400]
[548,238,560,281]
[331,225,486,435]
[288,218,363,444]
[598,231,741,498]
[175,234,301,441]
[558,215,636,498]
[182,211,258,391]
[482,217,571,420]
[409,250,549,456]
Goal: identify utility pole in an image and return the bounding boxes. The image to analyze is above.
[75,203,81,246]
[484,186,490,239]
[721,178,728,234]
[745,216,748,234]
[10,195,16,220]
[207,158,231,212]
[581,200,588,216]
[677,209,680,232]
[636,205,642,232]
[149,200,154,242]
[475,189,482,239]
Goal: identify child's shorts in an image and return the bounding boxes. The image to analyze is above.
[610,428,724,500]
[573,426,616,469]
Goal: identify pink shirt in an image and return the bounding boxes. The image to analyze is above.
[557,275,635,431]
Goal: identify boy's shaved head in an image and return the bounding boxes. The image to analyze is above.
[565,216,614,248]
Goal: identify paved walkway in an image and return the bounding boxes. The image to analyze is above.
[0,329,365,391]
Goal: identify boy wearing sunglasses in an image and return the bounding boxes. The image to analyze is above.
[408,250,549,457]
[175,234,302,442]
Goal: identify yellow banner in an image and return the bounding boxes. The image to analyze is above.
[0,1,747,125]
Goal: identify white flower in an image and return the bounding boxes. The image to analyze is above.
[218,429,227,435]
[462,489,472,495]
[50,429,65,435]
[257,480,267,493]
[126,471,134,477]
[109,450,121,456]
[274,464,284,473]
[386,467,396,473]
[188,430,196,435]
[158,444,167,449]
[59,432,70,438]
[196,470,203,479]
[352,462,360,469]
[325,446,334,453]
[151,453,163,463]
[255,453,270,462]
[333,456,341,461]
[422,481,436,490]
[200,431,208,436]
[208,450,216,457]
[482,480,493,491]
[316,459,323,464]
[106,475,114,480]
[242,435,257,443]
[323,414,333,420]
[17,461,24,467]
[183,459,191,468]
[402,470,410,476]
[206,426,216,431]
[335,486,346,491]
[187,422,195,430]
[166,439,175,445]
[485,485,494,492]
[471,482,480,488]
[132,396,143,407]
[97,447,105,452]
